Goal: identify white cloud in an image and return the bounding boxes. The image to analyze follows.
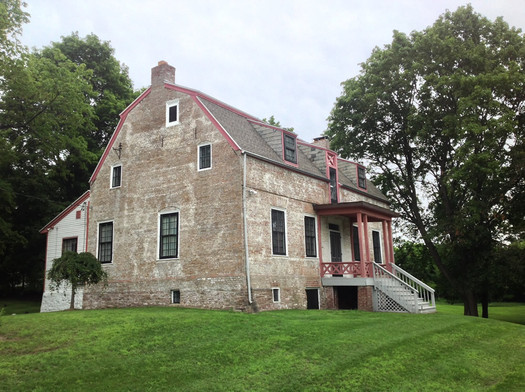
[21,0,525,142]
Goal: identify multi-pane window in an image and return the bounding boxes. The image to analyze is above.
[98,222,113,263]
[62,238,78,254]
[198,144,211,170]
[166,99,179,126]
[304,216,317,257]
[283,134,297,163]
[373,231,382,263]
[271,209,286,255]
[159,212,179,259]
[111,165,122,188]
[171,290,180,304]
[272,288,281,303]
[357,166,367,189]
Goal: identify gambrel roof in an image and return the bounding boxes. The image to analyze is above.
[89,69,389,203]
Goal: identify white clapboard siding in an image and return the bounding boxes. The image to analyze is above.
[40,192,90,312]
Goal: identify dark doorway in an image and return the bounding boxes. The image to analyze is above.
[330,231,342,262]
[336,286,358,310]
[306,289,319,309]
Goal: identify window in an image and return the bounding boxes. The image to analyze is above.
[304,216,317,257]
[111,165,122,188]
[357,166,367,189]
[271,209,286,255]
[373,231,382,263]
[166,99,180,126]
[198,144,211,170]
[98,222,113,263]
[283,134,297,163]
[62,238,78,254]
[352,225,361,261]
[159,212,179,259]
[330,167,338,203]
[171,290,180,304]
[272,288,281,303]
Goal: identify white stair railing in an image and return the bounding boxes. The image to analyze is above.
[372,263,419,313]
[391,264,436,309]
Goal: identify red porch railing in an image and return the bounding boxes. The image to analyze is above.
[321,262,392,278]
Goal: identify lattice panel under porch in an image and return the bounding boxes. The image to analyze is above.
[375,289,409,313]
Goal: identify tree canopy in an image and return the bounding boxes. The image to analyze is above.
[47,252,107,310]
[0,4,137,294]
[327,5,525,316]
[46,33,136,149]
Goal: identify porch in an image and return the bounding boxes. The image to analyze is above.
[313,202,436,314]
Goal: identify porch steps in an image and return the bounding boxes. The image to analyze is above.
[373,265,436,314]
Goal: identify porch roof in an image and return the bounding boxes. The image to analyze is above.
[313,201,400,221]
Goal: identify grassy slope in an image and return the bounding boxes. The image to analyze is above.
[1,307,524,391]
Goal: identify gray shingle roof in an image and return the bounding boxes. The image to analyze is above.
[197,93,389,203]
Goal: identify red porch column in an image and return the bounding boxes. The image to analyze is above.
[387,220,395,263]
[363,214,371,263]
[357,212,366,277]
[382,220,391,263]
[317,216,324,275]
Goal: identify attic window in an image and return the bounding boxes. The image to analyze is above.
[166,99,180,126]
[111,165,122,188]
[283,134,297,164]
[357,166,367,189]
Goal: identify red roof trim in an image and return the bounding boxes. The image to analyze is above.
[164,83,259,121]
[89,88,152,184]
[39,191,90,234]
[247,119,283,131]
[192,96,241,151]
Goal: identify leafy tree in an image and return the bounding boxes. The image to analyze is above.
[46,33,136,150]
[0,0,29,68]
[262,115,295,132]
[394,242,439,287]
[47,252,107,310]
[327,5,525,316]
[0,50,98,293]
[0,30,137,294]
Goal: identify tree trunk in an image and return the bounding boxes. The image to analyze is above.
[481,291,489,319]
[463,290,478,316]
[70,286,76,310]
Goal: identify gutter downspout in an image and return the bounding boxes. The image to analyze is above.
[242,151,253,304]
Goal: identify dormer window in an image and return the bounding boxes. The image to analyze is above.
[283,133,297,164]
[357,166,367,189]
[166,99,180,127]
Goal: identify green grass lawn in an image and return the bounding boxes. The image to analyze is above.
[1,307,524,391]
[437,301,525,325]
[0,298,41,315]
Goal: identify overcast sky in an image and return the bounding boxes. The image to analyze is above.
[20,0,525,143]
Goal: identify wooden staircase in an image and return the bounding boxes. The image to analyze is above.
[372,263,436,314]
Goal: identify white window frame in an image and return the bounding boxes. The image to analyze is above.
[157,209,180,261]
[110,164,122,189]
[97,220,114,264]
[304,214,318,258]
[166,99,180,127]
[272,287,281,303]
[271,208,288,256]
[198,143,212,171]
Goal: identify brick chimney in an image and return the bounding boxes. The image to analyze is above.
[151,60,175,87]
[312,136,330,150]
